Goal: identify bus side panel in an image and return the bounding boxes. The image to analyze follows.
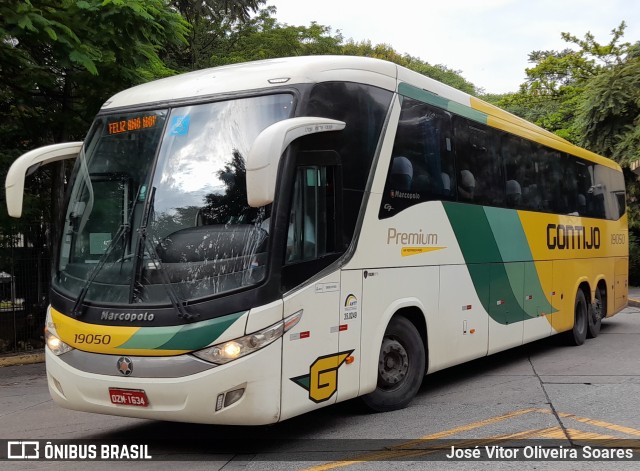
[280,272,341,421]
[614,257,629,313]
[360,267,439,394]
[338,269,363,402]
[437,265,489,370]
[487,262,524,355]
[551,259,590,333]
[522,261,553,343]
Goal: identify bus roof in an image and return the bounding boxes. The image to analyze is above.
[101,56,398,110]
[101,55,619,171]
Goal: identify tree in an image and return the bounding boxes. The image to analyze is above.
[0,0,188,254]
[492,24,640,284]
[165,0,266,70]
[493,23,632,143]
[576,43,640,257]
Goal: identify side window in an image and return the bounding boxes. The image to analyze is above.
[454,118,504,207]
[302,82,393,242]
[502,135,548,211]
[379,97,455,219]
[286,165,338,264]
[502,134,528,209]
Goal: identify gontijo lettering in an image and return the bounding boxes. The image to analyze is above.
[546,224,601,250]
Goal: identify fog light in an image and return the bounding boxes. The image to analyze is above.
[223,388,245,408]
[215,394,224,411]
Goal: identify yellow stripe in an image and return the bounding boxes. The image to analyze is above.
[401,246,446,257]
[50,308,189,356]
[470,97,620,170]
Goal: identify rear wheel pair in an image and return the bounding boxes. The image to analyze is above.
[566,287,605,346]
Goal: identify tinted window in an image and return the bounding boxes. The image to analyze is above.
[454,119,504,207]
[301,82,393,239]
[380,97,455,218]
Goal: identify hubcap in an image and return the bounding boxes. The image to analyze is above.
[378,338,409,389]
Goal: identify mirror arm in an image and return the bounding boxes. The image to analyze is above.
[246,117,345,207]
[5,141,83,218]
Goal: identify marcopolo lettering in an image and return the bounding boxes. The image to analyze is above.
[101,311,155,322]
[546,224,601,250]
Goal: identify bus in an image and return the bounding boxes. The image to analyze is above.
[5,56,628,424]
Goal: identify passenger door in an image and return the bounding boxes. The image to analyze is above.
[280,154,349,420]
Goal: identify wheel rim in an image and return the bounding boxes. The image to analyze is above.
[378,337,409,390]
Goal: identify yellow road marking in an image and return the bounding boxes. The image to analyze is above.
[302,426,553,471]
[301,408,640,471]
[556,411,640,437]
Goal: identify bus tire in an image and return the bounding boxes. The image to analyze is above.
[565,289,588,346]
[588,287,604,338]
[362,316,425,412]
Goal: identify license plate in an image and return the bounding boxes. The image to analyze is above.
[109,388,149,407]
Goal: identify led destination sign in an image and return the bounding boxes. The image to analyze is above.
[107,115,158,135]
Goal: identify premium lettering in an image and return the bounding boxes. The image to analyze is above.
[387,228,438,245]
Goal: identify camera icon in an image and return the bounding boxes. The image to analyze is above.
[7,441,40,459]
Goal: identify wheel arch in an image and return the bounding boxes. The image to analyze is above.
[360,298,429,394]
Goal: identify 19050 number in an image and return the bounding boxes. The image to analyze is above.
[74,333,111,345]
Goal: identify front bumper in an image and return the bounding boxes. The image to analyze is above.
[45,339,282,425]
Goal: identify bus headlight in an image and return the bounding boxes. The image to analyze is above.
[193,310,302,365]
[45,329,74,356]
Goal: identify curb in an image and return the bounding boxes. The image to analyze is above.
[0,351,44,368]
[629,297,640,308]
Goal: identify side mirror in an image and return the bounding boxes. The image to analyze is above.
[246,117,345,207]
[5,141,83,218]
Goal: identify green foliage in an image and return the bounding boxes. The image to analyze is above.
[163,5,478,94]
[494,22,640,266]
[0,0,188,248]
[576,55,640,163]
[494,23,633,144]
[342,41,477,95]
[630,233,640,286]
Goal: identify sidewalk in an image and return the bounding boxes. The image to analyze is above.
[0,350,44,367]
[629,286,640,308]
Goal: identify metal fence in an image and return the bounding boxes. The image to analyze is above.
[0,224,50,354]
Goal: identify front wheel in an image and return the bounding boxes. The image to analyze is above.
[564,289,588,346]
[362,316,425,412]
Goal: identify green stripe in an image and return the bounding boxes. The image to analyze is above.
[398,83,488,124]
[443,202,555,324]
[117,311,246,351]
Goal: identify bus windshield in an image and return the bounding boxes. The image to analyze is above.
[55,94,294,305]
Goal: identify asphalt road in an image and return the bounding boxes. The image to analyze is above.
[1,305,640,470]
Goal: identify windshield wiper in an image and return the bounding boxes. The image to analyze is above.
[130,187,198,321]
[71,221,129,317]
[71,181,141,318]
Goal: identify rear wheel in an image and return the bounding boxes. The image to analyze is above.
[565,289,588,346]
[362,316,425,412]
[587,287,604,338]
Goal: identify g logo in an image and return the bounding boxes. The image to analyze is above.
[291,350,354,403]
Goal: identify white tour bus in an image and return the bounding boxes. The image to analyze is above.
[5,56,628,424]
